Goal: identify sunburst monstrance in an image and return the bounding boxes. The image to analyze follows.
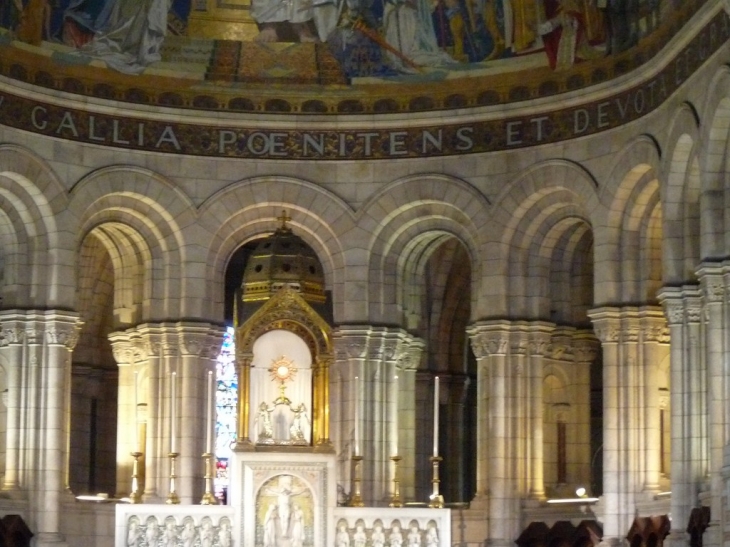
[269,356,297,405]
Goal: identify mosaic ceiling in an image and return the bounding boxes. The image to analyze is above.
[0,1,708,114]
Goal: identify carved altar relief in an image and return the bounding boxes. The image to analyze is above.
[256,474,314,547]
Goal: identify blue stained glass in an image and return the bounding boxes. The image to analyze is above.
[215,326,238,499]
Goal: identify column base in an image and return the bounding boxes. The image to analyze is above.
[34,533,68,547]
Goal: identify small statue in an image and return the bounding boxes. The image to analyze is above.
[426,525,439,547]
[256,402,275,443]
[407,525,422,547]
[372,525,386,547]
[289,403,309,444]
[218,520,232,547]
[353,524,367,547]
[145,519,159,546]
[126,519,142,547]
[200,519,214,547]
[336,524,351,547]
[181,520,197,547]
[163,520,178,547]
[390,524,403,547]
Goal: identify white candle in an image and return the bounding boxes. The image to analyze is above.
[133,369,139,452]
[433,376,439,457]
[205,370,213,454]
[354,376,360,457]
[170,371,177,454]
[393,373,399,456]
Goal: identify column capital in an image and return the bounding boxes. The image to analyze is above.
[587,307,621,343]
[573,331,600,364]
[467,321,511,358]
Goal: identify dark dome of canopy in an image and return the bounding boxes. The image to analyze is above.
[241,212,325,305]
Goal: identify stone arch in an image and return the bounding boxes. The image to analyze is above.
[361,174,488,325]
[199,177,352,323]
[0,145,69,307]
[595,136,662,305]
[70,166,192,323]
[697,66,730,259]
[493,160,598,320]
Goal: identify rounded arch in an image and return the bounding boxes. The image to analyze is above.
[492,160,598,321]
[361,174,489,325]
[70,166,192,321]
[199,176,352,323]
[0,145,69,307]
[595,136,663,305]
[697,66,730,259]
[661,104,702,284]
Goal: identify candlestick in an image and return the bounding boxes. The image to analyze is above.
[170,372,177,454]
[428,455,444,508]
[166,452,180,505]
[354,375,360,457]
[200,452,217,505]
[129,451,143,504]
[205,370,213,454]
[433,376,439,457]
[349,455,364,507]
[389,455,403,507]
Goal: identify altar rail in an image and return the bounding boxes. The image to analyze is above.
[114,504,451,546]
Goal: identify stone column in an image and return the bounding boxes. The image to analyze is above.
[467,321,511,547]
[638,307,667,493]
[573,331,599,492]
[510,324,529,497]
[698,266,726,545]
[332,327,371,500]
[659,287,703,547]
[527,323,553,499]
[108,331,136,497]
[177,323,218,503]
[0,312,26,497]
[138,325,163,502]
[398,339,422,500]
[588,307,623,543]
[36,312,81,547]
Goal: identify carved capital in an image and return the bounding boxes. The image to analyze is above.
[46,324,81,350]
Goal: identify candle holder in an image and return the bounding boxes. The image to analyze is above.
[200,452,218,505]
[389,455,403,508]
[165,452,181,505]
[349,455,365,507]
[428,455,444,508]
[129,451,143,504]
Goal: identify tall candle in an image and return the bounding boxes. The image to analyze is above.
[170,371,177,454]
[205,370,213,454]
[133,369,139,452]
[393,373,399,456]
[354,376,360,457]
[433,376,439,457]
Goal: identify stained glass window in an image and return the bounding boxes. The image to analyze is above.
[215,326,238,500]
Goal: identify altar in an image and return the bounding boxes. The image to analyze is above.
[114,448,452,547]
